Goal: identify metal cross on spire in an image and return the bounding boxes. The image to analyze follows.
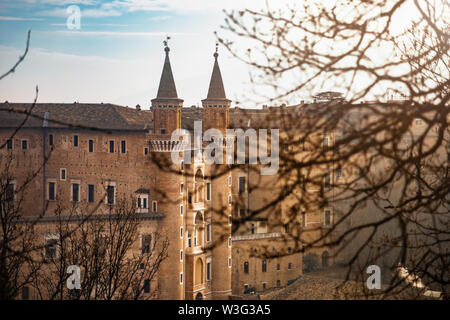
[214,42,219,59]
[163,36,171,54]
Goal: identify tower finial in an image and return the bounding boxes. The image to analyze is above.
[214,42,218,60]
[163,36,171,54]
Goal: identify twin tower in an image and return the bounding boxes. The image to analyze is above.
[151,41,231,135]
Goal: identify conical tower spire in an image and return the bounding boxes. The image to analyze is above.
[156,37,178,99]
[202,43,230,133]
[206,43,227,99]
[151,37,183,136]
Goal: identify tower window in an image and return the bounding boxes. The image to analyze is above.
[48,182,55,201]
[89,139,94,152]
[121,140,126,154]
[161,128,166,134]
[6,139,12,150]
[73,135,78,147]
[109,140,114,153]
[239,177,246,193]
[21,140,28,150]
[49,134,53,146]
[88,184,94,203]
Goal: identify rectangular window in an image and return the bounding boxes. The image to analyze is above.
[143,198,147,209]
[288,262,292,270]
[180,204,183,216]
[49,134,53,146]
[6,139,12,150]
[152,201,157,212]
[277,264,280,271]
[239,177,246,193]
[107,186,115,205]
[324,173,331,190]
[228,176,232,186]
[228,237,232,247]
[143,279,150,293]
[60,169,66,181]
[180,183,183,194]
[141,235,152,254]
[144,147,149,155]
[188,233,192,248]
[121,140,126,154]
[72,183,79,202]
[228,257,232,268]
[48,182,55,201]
[74,135,78,147]
[244,262,249,274]
[89,140,94,152]
[21,286,29,300]
[21,140,27,150]
[161,128,166,134]
[262,283,267,290]
[5,183,14,202]
[88,184,94,203]
[206,262,211,281]
[188,191,192,204]
[206,182,211,200]
[44,237,58,260]
[138,198,142,208]
[228,194,232,205]
[302,212,306,228]
[262,260,267,272]
[180,227,183,239]
[206,224,211,242]
[180,250,183,262]
[325,209,331,226]
[109,140,114,153]
[180,272,183,284]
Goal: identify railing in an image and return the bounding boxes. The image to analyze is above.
[193,202,205,211]
[231,232,281,242]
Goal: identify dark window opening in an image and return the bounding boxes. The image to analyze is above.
[121,140,126,154]
[21,140,27,150]
[48,182,55,201]
[262,260,267,272]
[6,139,12,150]
[239,177,246,193]
[109,140,114,153]
[143,279,150,293]
[49,134,53,146]
[206,182,211,200]
[107,186,115,205]
[206,262,211,281]
[141,235,152,254]
[74,135,78,147]
[72,183,79,202]
[88,184,94,203]
[244,261,249,274]
[89,140,94,152]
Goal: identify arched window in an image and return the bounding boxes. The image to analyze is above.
[244,261,249,274]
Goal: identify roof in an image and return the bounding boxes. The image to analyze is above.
[205,54,227,100]
[155,49,178,99]
[0,103,153,131]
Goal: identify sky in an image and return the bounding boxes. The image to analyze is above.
[0,0,267,109]
[0,1,438,108]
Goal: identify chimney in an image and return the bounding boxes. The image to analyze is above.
[136,104,141,111]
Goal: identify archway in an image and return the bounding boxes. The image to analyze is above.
[194,169,204,202]
[195,258,204,285]
[322,251,329,268]
[195,292,203,300]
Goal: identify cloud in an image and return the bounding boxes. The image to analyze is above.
[37,7,121,18]
[48,30,196,36]
[0,16,44,21]
[148,15,171,21]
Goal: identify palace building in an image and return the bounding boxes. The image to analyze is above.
[0,42,303,299]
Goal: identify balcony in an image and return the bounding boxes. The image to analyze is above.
[231,232,281,242]
[193,202,205,211]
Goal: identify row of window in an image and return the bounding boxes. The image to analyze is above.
[243,261,293,274]
[244,281,281,293]
[46,181,157,211]
[5,137,151,155]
